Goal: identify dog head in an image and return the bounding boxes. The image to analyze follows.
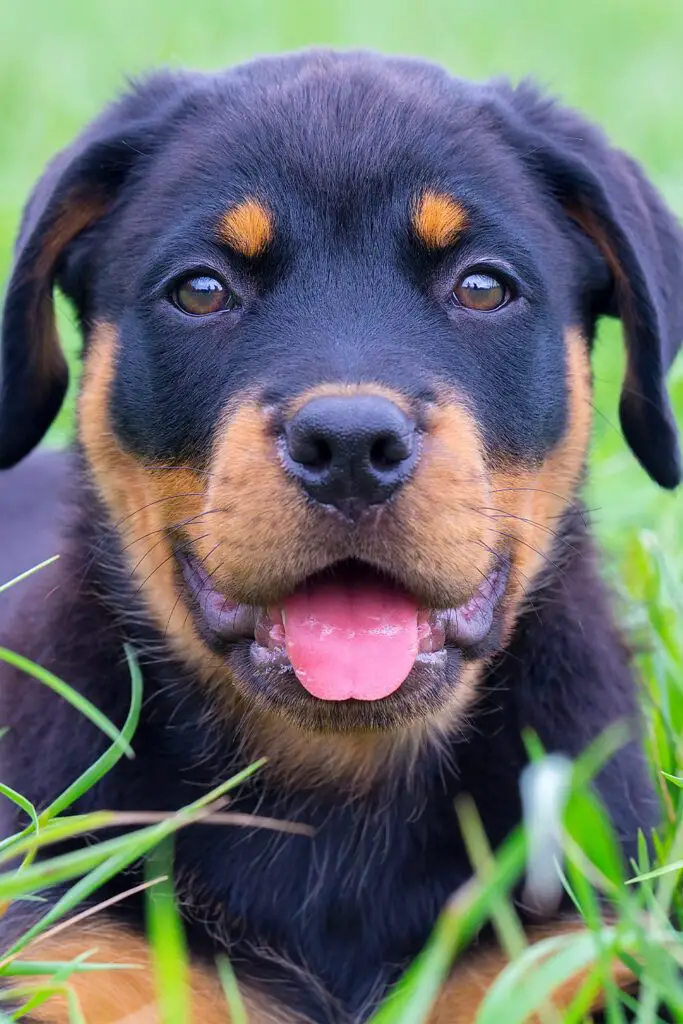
[2,53,681,761]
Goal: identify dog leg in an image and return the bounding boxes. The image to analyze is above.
[14,919,297,1024]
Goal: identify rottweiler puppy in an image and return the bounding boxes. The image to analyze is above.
[0,50,681,1023]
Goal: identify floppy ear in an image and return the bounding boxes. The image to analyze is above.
[492,81,683,489]
[0,73,189,469]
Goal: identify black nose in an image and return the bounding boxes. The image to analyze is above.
[283,395,418,514]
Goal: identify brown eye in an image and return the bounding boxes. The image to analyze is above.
[453,271,507,311]
[173,275,238,315]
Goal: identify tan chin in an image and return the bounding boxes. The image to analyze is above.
[78,323,591,786]
[234,660,485,791]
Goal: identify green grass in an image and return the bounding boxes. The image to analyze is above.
[1,0,683,1019]
[0,618,681,1020]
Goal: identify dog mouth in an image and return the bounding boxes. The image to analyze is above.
[176,552,510,703]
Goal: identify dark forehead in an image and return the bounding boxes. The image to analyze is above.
[133,52,533,220]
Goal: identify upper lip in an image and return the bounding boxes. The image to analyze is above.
[176,550,510,657]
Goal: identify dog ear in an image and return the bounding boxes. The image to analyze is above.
[0,73,190,469]
[492,81,683,489]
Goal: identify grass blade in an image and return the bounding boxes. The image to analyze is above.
[41,645,143,821]
[369,829,526,1024]
[0,557,60,596]
[0,649,133,758]
[216,955,248,1024]
[146,838,189,1024]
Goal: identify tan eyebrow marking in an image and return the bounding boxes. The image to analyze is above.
[412,191,467,249]
[218,198,273,258]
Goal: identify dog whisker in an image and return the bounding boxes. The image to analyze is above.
[111,491,206,529]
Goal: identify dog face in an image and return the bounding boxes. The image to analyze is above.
[2,53,681,743]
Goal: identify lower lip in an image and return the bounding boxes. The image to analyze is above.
[176,552,509,697]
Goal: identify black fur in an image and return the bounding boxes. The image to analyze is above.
[0,50,681,1021]
[0,477,659,1019]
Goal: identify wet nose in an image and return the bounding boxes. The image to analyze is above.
[284,395,418,514]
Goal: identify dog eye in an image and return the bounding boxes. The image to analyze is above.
[173,275,239,315]
[452,270,508,311]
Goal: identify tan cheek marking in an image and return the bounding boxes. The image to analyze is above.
[488,328,593,642]
[194,400,315,606]
[383,398,496,730]
[79,324,222,682]
[388,396,495,603]
[16,921,297,1023]
[412,191,467,249]
[195,383,415,606]
[427,920,636,1023]
[217,198,273,258]
[79,339,404,788]
[287,384,498,608]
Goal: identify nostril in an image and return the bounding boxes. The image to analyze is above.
[370,431,413,470]
[287,427,333,471]
[304,435,332,471]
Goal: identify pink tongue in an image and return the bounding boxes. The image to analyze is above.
[281,576,419,701]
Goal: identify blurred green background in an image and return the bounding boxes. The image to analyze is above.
[2,0,682,556]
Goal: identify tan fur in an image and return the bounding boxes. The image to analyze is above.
[201,380,496,610]
[79,324,222,684]
[285,381,413,418]
[567,203,638,397]
[28,193,108,387]
[16,919,635,1022]
[217,199,273,258]
[235,333,593,781]
[236,665,483,793]
[427,921,636,1023]
[79,326,591,783]
[486,328,593,647]
[34,194,109,280]
[412,191,467,249]
[198,383,496,781]
[15,920,297,1023]
[194,399,319,606]
[383,393,497,607]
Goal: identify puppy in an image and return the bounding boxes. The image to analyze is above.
[0,50,680,1022]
